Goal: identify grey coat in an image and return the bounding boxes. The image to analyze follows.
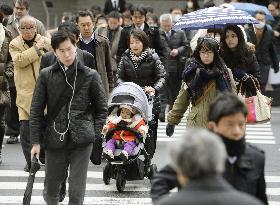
[95,26,122,72]
[156,175,264,205]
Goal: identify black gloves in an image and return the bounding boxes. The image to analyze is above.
[90,136,103,165]
[274,67,279,73]
[166,124,175,137]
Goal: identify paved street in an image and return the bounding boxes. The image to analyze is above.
[0,107,279,204]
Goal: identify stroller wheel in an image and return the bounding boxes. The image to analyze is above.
[103,163,111,185]
[116,169,126,192]
[148,164,158,179]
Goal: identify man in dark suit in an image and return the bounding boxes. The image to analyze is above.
[117,5,168,63]
[155,128,264,205]
[104,0,126,15]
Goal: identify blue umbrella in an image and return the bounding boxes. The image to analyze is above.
[230,2,274,21]
[173,7,258,30]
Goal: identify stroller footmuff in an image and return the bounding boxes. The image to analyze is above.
[102,82,158,192]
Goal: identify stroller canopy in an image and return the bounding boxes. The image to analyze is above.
[108,82,150,122]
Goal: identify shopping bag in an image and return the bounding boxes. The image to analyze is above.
[238,76,272,124]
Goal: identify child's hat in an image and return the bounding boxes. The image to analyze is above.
[120,105,136,114]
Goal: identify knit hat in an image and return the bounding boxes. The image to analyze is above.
[119,105,136,114]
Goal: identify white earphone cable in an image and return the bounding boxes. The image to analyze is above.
[53,56,78,141]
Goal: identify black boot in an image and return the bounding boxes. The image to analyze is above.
[0,150,2,165]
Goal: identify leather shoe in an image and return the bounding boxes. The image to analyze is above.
[59,181,66,202]
[23,163,30,172]
[6,136,19,144]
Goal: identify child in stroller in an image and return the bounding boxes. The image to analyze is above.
[102,82,157,192]
[102,104,148,161]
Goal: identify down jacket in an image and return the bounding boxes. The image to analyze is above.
[30,61,108,149]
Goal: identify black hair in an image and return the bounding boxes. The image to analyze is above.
[169,7,183,13]
[107,11,121,19]
[0,4,13,16]
[76,10,94,23]
[193,35,225,70]
[220,25,251,69]
[13,0,29,10]
[208,93,248,124]
[51,30,76,51]
[58,21,80,39]
[129,29,149,51]
[255,10,266,17]
[131,6,147,16]
[96,15,107,24]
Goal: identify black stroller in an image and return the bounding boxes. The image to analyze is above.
[102,82,157,192]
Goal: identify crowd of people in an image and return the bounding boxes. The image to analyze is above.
[0,0,279,204]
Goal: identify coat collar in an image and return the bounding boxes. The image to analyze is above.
[52,59,84,72]
[184,174,233,190]
[236,144,254,170]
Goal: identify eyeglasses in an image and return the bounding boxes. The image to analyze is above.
[19,26,36,31]
[199,51,214,56]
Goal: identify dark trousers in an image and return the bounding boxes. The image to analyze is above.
[43,143,93,205]
[20,120,31,167]
[166,72,182,110]
[0,106,6,149]
[5,86,20,137]
[259,65,271,94]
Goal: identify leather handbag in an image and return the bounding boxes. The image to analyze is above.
[238,76,272,124]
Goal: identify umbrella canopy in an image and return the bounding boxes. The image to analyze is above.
[230,2,274,21]
[173,6,258,30]
[23,157,41,205]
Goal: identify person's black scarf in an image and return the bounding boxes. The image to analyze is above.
[182,58,232,105]
[23,35,36,47]
[218,133,246,157]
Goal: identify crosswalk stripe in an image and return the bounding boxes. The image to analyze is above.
[0,170,103,179]
[0,196,278,205]
[0,182,279,196]
[0,182,150,191]
[0,196,153,204]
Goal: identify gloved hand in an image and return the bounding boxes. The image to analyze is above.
[166,124,175,137]
[274,67,279,73]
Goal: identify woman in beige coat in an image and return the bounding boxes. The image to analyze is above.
[166,36,236,136]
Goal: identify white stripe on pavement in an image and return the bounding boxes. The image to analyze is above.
[0,196,152,204]
[0,182,151,191]
[0,170,103,179]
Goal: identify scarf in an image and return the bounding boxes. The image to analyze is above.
[182,59,232,104]
[218,133,246,157]
[129,48,150,69]
[0,23,5,51]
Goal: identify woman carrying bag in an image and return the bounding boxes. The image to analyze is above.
[220,25,261,97]
[166,36,236,136]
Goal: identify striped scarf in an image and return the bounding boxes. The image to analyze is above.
[129,48,149,69]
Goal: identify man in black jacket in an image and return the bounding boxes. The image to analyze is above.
[159,13,188,120]
[155,128,264,205]
[117,5,168,63]
[153,93,267,204]
[104,0,126,15]
[246,10,279,94]
[30,30,107,204]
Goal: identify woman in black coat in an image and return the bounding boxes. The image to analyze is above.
[220,25,261,96]
[117,29,166,157]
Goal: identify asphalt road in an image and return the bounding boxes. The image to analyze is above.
[0,107,279,204]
